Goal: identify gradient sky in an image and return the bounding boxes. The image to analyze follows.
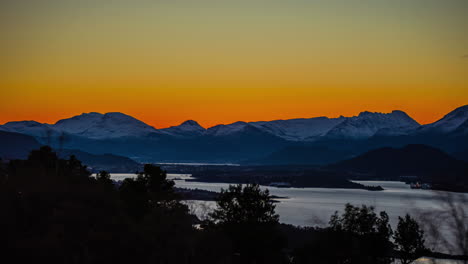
[1,0,467,128]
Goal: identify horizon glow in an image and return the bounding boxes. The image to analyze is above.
[1,0,467,128]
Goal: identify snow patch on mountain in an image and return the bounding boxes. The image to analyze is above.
[419,105,468,134]
[325,110,420,139]
[205,122,251,136]
[53,112,158,139]
[159,120,206,137]
[250,117,345,141]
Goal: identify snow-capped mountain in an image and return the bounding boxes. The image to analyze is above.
[2,107,465,143]
[202,111,420,140]
[159,120,206,137]
[418,105,468,134]
[0,121,59,138]
[53,112,158,139]
[203,117,345,140]
[0,112,159,140]
[250,117,345,141]
[324,110,420,139]
[1,106,466,163]
[205,121,251,137]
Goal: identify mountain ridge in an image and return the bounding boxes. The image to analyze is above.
[0,108,435,141]
[1,106,466,164]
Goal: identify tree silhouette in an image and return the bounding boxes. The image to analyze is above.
[329,203,393,239]
[137,164,176,203]
[96,170,111,181]
[210,183,279,225]
[394,214,427,264]
[294,204,394,264]
[0,147,446,264]
[208,184,286,264]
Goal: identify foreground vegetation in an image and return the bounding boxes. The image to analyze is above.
[0,147,465,264]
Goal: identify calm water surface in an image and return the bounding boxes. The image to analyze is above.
[111,173,465,226]
[112,173,468,257]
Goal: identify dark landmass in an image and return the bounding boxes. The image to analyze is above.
[0,131,41,160]
[58,149,142,173]
[327,144,468,192]
[243,144,355,166]
[175,187,288,202]
[163,164,384,191]
[243,129,468,167]
[0,131,141,172]
[175,187,219,201]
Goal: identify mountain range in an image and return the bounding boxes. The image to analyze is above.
[1,105,467,164]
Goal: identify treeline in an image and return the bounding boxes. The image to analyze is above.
[0,147,437,264]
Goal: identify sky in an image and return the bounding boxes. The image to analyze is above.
[1,0,467,128]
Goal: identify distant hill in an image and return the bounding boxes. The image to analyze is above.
[327,144,468,192]
[0,131,41,160]
[58,149,142,173]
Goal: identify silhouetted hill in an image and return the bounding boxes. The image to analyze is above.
[327,144,468,191]
[0,131,41,160]
[58,149,141,173]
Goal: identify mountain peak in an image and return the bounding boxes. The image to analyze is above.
[356,110,410,118]
[391,110,406,115]
[180,120,203,128]
[326,110,420,139]
[103,112,132,118]
[83,112,103,116]
[4,120,44,126]
[357,111,373,117]
[158,119,205,137]
[53,112,157,139]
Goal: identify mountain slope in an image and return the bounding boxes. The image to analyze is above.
[325,110,420,139]
[250,117,345,141]
[245,145,354,165]
[205,121,252,137]
[159,120,205,137]
[0,131,42,159]
[0,121,59,138]
[418,105,468,134]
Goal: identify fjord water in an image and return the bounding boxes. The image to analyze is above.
[112,173,466,224]
[111,173,468,256]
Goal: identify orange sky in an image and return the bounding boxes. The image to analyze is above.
[1,0,467,128]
